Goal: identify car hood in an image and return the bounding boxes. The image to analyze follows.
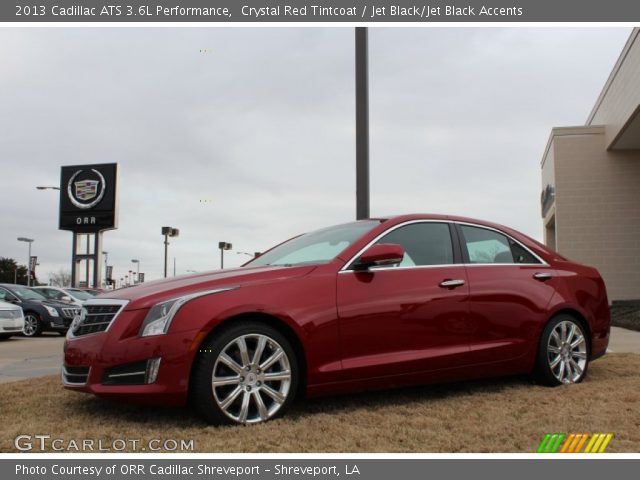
[0,300,20,311]
[21,298,77,309]
[95,264,318,310]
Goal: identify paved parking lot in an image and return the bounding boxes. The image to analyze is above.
[0,334,64,383]
[0,327,638,384]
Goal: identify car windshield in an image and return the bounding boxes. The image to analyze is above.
[12,286,47,300]
[66,289,94,300]
[248,220,382,267]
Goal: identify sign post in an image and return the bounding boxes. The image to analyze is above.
[59,163,119,288]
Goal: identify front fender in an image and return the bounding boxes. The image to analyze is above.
[167,272,341,386]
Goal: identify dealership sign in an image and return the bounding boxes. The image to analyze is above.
[59,163,118,232]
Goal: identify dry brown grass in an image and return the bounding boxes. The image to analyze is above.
[1,353,639,453]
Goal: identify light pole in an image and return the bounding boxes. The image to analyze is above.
[102,251,109,287]
[17,237,34,286]
[355,27,370,220]
[218,242,232,269]
[161,227,179,278]
[131,259,140,284]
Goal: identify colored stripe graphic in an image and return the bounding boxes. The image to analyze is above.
[560,434,575,453]
[538,433,612,453]
[573,433,589,453]
[537,433,566,453]
[537,434,552,453]
[584,434,599,453]
[597,434,613,453]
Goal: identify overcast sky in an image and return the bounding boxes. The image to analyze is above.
[0,27,631,283]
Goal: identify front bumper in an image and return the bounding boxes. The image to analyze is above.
[63,309,201,406]
[0,316,24,334]
[591,325,610,361]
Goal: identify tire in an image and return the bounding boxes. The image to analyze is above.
[22,312,43,337]
[191,321,299,425]
[534,314,589,386]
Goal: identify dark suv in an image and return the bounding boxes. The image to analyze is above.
[0,284,81,337]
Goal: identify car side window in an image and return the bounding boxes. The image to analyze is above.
[0,289,7,301]
[461,225,513,263]
[374,222,454,266]
[460,225,540,264]
[509,239,541,264]
[41,289,61,300]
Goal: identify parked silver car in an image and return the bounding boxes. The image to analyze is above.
[31,286,95,306]
[0,300,25,339]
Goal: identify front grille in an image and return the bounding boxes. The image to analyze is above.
[63,365,90,385]
[71,302,125,337]
[61,307,81,318]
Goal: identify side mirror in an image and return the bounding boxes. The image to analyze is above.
[61,295,73,302]
[354,243,404,270]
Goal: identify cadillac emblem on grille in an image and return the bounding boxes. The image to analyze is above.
[70,308,86,332]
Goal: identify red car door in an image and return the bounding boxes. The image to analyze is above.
[456,223,558,364]
[336,222,473,381]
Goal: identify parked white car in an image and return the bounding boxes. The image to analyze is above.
[0,300,25,339]
[31,286,96,306]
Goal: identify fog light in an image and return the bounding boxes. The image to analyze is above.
[145,358,161,384]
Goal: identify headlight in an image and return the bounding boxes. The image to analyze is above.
[139,287,237,337]
[44,305,59,317]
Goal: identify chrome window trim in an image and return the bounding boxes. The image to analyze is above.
[67,298,129,339]
[455,221,549,267]
[339,219,549,273]
[340,220,456,272]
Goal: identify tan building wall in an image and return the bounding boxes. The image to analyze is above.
[587,29,640,148]
[542,127,640,301]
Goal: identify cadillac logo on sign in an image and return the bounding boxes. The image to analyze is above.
[67,169,106,209]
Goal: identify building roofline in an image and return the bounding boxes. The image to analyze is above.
[540,125,605,167]
[586,27,639,125]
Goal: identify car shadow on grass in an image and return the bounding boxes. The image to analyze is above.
[64,374,534,427]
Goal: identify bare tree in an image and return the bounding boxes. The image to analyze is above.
[49,269,72,287]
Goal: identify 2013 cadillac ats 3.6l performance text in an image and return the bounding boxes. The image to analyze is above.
[63,214,610,425]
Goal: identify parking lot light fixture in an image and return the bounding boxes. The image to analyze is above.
[218,242,232,269]
[161,227,179,278]
[17,237,34,286]
[131,259,140,284]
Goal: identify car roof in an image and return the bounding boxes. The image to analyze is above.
[379,213,511,230]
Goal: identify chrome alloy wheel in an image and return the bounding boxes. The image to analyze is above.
[547,320,587,384]
[23,314,39,337]
[211,334,292,424]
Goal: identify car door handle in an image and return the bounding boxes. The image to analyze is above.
[533,272,553,281]
[439,279,465,289]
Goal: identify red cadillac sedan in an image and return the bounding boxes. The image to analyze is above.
[63,214,610,425]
